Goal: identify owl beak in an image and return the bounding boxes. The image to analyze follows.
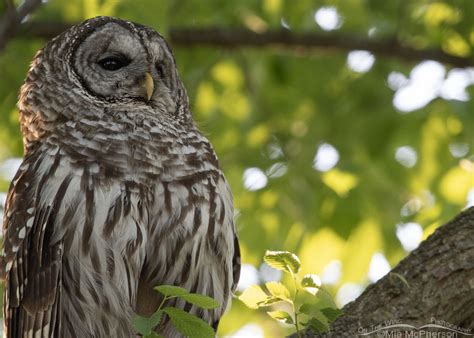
[142,72,154,101]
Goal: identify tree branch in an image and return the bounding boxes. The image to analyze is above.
[14,23,474,68]
[0,0,42,52]
[169,28,474,68]
[291,207,474,337]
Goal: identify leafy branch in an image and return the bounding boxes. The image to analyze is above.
[238,250,342,336]
[133,285,219,338]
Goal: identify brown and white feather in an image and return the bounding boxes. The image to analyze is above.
[2,16,240,338]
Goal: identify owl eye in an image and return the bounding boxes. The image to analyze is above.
[98,55,131,71]
[156,63,165,78]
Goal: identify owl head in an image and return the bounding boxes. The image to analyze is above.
[19,16,191,145]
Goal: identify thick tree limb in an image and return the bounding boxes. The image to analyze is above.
[13,22,474,68]
[0,0,42,52]
[291,207,474,337]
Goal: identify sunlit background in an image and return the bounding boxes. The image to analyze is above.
[0,0,473,336]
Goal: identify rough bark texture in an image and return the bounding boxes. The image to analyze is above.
[293,207,474,337]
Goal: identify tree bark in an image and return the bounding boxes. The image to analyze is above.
[292,207,474,337]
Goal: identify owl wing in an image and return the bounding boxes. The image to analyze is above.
[231,230,241,293]
[2,148,68,337]
[136,174,240,325]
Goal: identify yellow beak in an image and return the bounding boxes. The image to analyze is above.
[143,72,154,101]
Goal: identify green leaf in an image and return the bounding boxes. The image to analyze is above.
[389,272,410,288]
[133,316,153,336]
[264,250,301,274]
[258,296,285,306]
[267,310,294,324]
[299,303,312,315]
[265,282,292,302]
[301,274,321,288]
[321,307,343,322]
[314,286,339,309]
[301,274,322,295]
[154,285,219,309]
[154,285,188,297]
[181,293,219,309]
[163,307,215,338]
[132,310,163,336]
[238,285,268,309]
[305,317,328,333]
[298,303,321,316]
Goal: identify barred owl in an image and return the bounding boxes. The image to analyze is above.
[1,16,240,337]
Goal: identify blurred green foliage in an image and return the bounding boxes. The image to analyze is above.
[0,0,473,336]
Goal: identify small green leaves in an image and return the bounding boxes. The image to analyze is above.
[238,285,268,309]
[258,296,285,306]
[298,303,321,316]
[154,285,219,309]
[305,318,329,333]
[267,310,294,324]
[321,307,343,321]
[154,285,188,297]
[301,274,322,295]
[239,251,341,337]
[239,283,294,309]
[180,293,219,309]
[264,250,301,274]
[163,307,215,338]
[301,274,321,288]
[132,310,163,336]
[265,282,291,302]
[133,284,220,337]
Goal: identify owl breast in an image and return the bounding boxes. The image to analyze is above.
[44,113,234,336]
[50,107,219,182]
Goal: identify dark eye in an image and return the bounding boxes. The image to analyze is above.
[98,55,131,71]
[156,62,165,78]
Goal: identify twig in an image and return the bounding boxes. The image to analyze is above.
[0,0,42,51]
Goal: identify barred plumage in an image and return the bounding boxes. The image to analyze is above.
[2,16,240,337]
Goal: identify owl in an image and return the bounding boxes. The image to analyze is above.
[1,16,240,337]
